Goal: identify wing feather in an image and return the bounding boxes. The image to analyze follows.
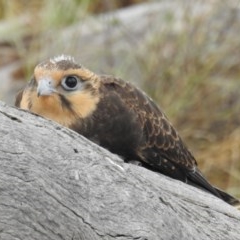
[100,76,197,174]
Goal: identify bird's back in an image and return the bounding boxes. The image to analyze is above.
[93,76,239,206]
[98,76,197,177]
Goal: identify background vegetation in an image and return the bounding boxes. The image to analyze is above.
[0,0,239,197]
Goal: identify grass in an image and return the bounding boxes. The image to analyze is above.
[0,0,239,197]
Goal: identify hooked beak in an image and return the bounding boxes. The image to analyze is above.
[37,79,56,97]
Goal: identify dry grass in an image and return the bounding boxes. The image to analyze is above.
[135,2,240,197]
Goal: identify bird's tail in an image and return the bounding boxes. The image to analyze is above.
[214,187,240,208]
[187,169,240,208]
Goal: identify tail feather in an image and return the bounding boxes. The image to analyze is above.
[214,187,240,207]
[187,169,240,207]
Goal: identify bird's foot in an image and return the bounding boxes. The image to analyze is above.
[128,160,142,166]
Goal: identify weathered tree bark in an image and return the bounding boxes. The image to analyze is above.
[0,101,240,240]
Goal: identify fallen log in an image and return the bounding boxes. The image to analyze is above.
[0,101,240,240]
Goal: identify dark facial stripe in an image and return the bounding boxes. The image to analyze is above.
[59,94,73,110]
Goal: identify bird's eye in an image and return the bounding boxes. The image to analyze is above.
[61,76,79,90]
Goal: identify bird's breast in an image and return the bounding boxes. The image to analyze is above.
[75,93,144,160]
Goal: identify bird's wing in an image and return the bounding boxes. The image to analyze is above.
[100,76,197,175]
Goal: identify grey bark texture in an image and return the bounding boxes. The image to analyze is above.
[0,101,240,240]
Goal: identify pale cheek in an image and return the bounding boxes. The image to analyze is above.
[29,93,75,127]
[20,89,99,128]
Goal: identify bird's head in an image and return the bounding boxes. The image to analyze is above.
[17,55,100,127]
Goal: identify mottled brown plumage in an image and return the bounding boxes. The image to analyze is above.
[15,55,239,206]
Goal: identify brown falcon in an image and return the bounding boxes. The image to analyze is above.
[15,55,239,206]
